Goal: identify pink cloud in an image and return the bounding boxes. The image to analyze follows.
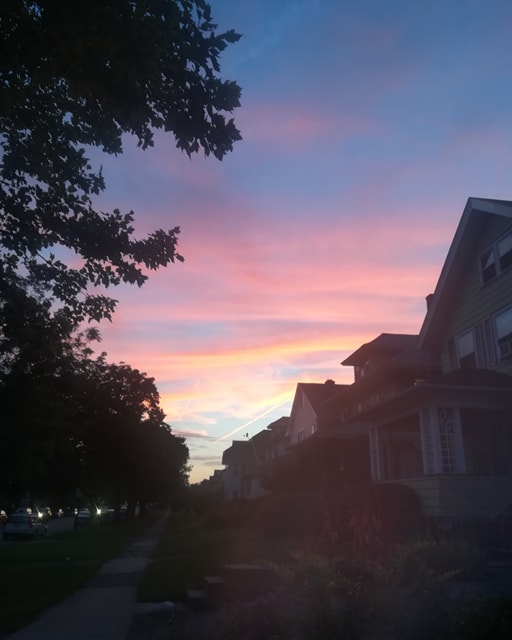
[236,102,381,150]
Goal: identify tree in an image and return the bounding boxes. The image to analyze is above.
[0,305,190,507]
[0,0,242,322]
[70,355,190,509]
[0,281,96,506]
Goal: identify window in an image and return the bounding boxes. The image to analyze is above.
[479,230,512,284]
[479,247,496,283]
[422,417,436,475]
[297,430,304,442]
[455,329,477,369]
[495,306,512,360]
[438,408,457,473]
[498,232,512,271]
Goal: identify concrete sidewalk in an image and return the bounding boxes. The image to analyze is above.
[6,512,170,640]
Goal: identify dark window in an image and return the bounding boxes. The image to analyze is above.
[480,230,512,284]
[498,232,512,272]
[455,330,477,368]
[479,247,496,283]
[495,307,512,360]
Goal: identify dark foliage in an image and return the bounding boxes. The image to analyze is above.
[0,0,242,321]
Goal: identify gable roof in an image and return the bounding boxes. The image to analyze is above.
[342,333,418,366]
[266,416,289,437]
[287,382,349,437]
[297,381,348,414]
[221,440,254,466]
[418,197,512,350]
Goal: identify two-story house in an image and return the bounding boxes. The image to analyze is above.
[347,198,512,522]
[220,197,512,524]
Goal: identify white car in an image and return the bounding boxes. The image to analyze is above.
[3,514,48,541]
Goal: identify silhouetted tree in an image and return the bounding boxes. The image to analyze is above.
[0,286,189,506]
[70,356,190,509]
[0,0,241,321]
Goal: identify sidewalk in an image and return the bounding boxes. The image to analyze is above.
[6,512,170,640]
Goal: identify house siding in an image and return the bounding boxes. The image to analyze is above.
[441,217,512,375]
[391,475,512,518]
[290,392,317,445]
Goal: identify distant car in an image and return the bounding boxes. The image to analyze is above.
[3,514,47,541]
[14,507,32,516]
[75,508,91,527]
[52,508,64,519]
[0,510,7,524]
[38,507,52,521]
[99,508,116,523]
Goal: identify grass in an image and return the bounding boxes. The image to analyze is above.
[0,512,160,634]
[137,512,297,602]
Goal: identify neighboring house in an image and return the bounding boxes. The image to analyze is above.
[347,197,512,521]
[260,416,290,462]
[287,381,346,445]
[221,440,259,501]
[221,417,290,500]
[283,380,370,490]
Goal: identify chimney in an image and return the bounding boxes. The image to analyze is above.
[426,293,434,311]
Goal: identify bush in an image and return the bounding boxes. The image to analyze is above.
[387,537,488,585]
[219,538,497,640]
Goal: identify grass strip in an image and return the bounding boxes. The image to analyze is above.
[0,512,161,634]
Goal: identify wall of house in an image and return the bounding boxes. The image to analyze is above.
[289,391,317,445]
[223,466,241,500]
[440,217,512,376]
[391,475,512,519]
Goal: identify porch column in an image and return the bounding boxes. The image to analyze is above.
[369,426,384,480]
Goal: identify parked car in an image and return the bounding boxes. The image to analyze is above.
[74,508,91,527]
[3,514,47,540]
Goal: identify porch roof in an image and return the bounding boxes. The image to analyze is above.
[359,368,512,424]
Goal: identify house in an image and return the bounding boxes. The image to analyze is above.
[281,381,371,491]
[248,416,290,467]
[221,440,259,501]
[221,417,290,500]
[344,197,512,522]
[220,197,512,524]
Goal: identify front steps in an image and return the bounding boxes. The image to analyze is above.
[187,563,275,611]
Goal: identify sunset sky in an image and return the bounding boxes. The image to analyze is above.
[92,0,512,483]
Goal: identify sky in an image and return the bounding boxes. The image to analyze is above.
[91,0,512,483]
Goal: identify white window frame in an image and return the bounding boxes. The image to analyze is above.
[454,328,478,369]
[479,229,512,285]
[420,407,465,475]
[494,305,512,361]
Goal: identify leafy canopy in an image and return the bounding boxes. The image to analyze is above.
[0,0,242,321]
[0,292,190,506]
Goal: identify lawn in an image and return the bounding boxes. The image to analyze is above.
[137,511,297,602]
[0,513,160,634]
